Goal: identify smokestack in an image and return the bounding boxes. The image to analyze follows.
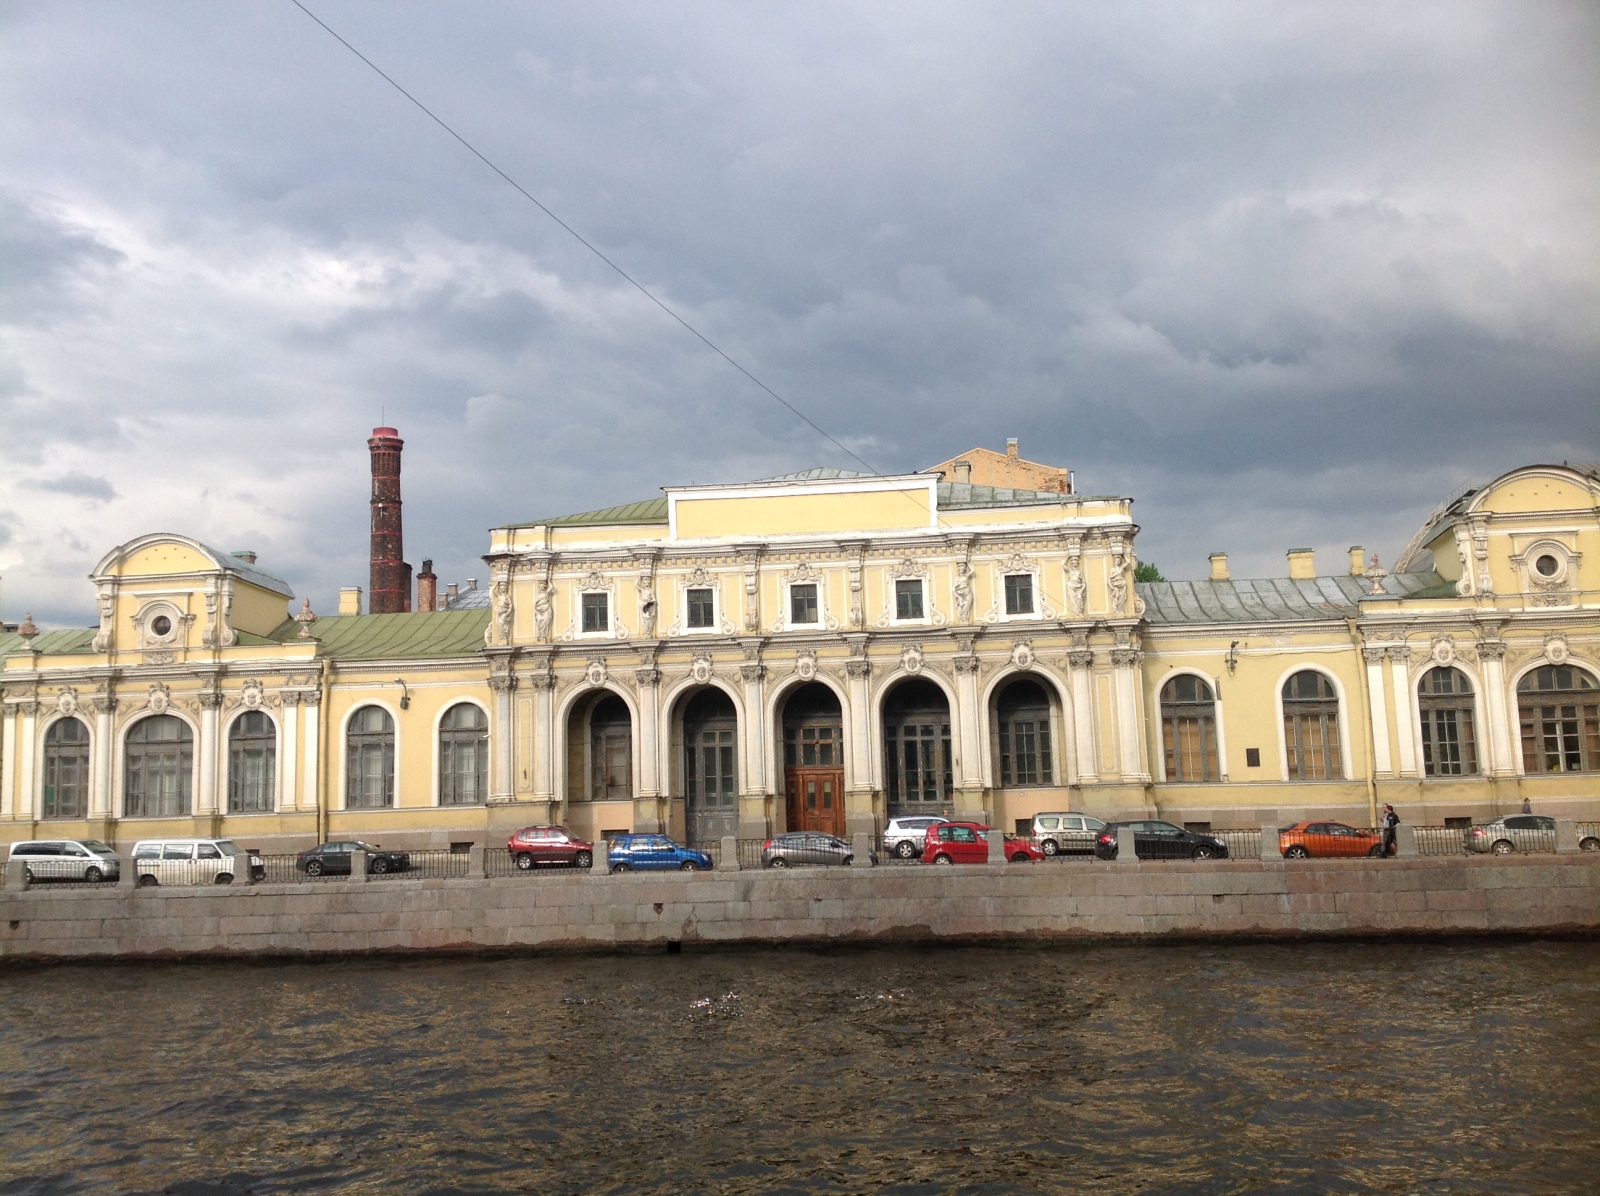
[953,459,972,484]
[368,426,407,614]
[417,559,438,612]
[1005,437,1019,459]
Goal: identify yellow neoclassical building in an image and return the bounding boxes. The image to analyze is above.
[2,453,1597,852]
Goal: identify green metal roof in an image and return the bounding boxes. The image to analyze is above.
[273,610,491,660]
[1137,572,1448,625]
[512,497,670,528]
[0,628,98,658]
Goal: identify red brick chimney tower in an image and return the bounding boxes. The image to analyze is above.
[368,426,409,614]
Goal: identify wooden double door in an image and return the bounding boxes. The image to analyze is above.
[785,768,845,837]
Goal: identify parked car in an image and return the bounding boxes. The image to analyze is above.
[1030,812,1106,856]
[1464,815,1556,855]
[922,822,1044,865]
[7,840,121,883]
[1093,821,1229,861]
[295,840,411,877]
[1278,821,1386,859]
[761,832,875,868]
[132,839,265,886]
[882,815,951,859]
[609,834,713,872]
[507,825,594,870]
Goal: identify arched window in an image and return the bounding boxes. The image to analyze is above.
[439,703,488,806]
[883,679,953,814]
[1282,671,1342,780]
[1161,675,1220,782]
[1418,667,1477,776]
[589,695,633,801]
[995,678,1054,787]
[42,717,90,819]
[346,706,395,808]
[1518,665,1600,774]
[228,711,277,812]
[125,715,193,817]
[683,688,738,843]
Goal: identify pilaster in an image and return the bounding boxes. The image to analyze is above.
[1067,642,1098,784]
[1477,638,1516,775]
[279,691,301,811]
[1388,648,1417,778]
[1362,646,1393,777]
[197,689,223,815]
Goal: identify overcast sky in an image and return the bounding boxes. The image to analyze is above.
[2,1,1596,627]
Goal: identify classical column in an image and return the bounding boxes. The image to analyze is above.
[634,666,663,831]
[488,673,517,801]
[529,670,557,801]
[1362,647,1393,777]
[953,654,984,789]
[1478,639,1516,775]
[301,689,322,812]
[1067,645,1098,784]
[197,691,223,815]
[0,698,15,820]
[1111,645,1147,782]
[739,661,770,838]
[16,699,38,822]
[1388,648,1417,778]
[279,692,300,810]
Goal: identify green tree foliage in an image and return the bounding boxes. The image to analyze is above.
[1133,562,1165,583]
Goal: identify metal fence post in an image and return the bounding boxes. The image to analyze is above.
[1115,825,1138,862]
[350,849,368,881]
[1554,819,1579,854]
[1259,824,1280,863]
[717,835,740,871]
[850,832,874,867]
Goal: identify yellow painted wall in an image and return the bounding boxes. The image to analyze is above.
[117,542,215,577]
[674,489,933,539]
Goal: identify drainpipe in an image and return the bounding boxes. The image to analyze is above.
[1346,619,1379,829]
[317,659,332,847]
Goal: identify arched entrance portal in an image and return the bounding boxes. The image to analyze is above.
[883,678,953,818]
[567,692,633,802]
[681,687,738,845]
[781,683,844,836]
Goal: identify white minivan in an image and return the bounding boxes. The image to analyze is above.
[131,839,264,886]
[1030,812,1106,856]
[8,840,122,883]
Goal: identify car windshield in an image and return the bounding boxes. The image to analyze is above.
[81,841,116,854]
[214,841,240,856]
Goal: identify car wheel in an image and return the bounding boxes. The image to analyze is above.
[1010,852,1033,864]
[574,851,593,870]
[137,874,158,887]
[1286,845,1310,859]
[305,859,325,876]
[1368,844,1385,857]
[613,862,629,872]
[1581,837,1600,852]
[934,854,953,865]
[514,853,535,871]
[84,866,104,883]
[214,873,234,885]
[768,857,789,868]
[1041,839,1059,856]
[1492,840,1515,856]
[370,857,390,875]
[680,860,699,871]
[894,840,918,859]
[1192,845,1218,860]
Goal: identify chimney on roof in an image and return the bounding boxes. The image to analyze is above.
[468,578,478,591]
[953,459,972,484]
[417,559,438,613]
[368,426,408,614]
[1287,548,1317,580]
[446,582,459,602]
[1208,553,1230,581]
[1005,437,1019,459]
[231,550,257,565]
[1348,546,1366,577]
[339,586,363,616]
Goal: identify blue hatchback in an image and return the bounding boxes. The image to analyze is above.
[608,834,714,872]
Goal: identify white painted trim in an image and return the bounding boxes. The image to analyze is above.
[1272,664,1354,783]
[994,569,1043,624]
[888,576,931,626]
[783,579,827,632]
[574,590,613,639]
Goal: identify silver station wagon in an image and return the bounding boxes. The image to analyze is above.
[1030,813,1106,856]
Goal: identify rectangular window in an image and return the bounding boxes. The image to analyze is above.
[1004,574,1034,616]
[581,592,609,634]
[790,583,819,625]
[895,579,924,620]
[686,587,715,629]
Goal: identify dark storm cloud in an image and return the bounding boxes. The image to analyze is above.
[27,474,118,503]
[0,0,1594,623]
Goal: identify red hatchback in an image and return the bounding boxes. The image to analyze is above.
[922,821,1045,865]
[507,825,594,870]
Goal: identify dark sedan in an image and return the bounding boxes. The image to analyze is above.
[296,840,411,877]
[1093,821,1229,861]
[760,832,875,868]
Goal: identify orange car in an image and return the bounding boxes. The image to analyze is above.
[1277,821,1385,859]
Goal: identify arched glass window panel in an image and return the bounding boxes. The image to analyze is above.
[1517,665,1600,774]
[1282,671,1343,780]
[228,711,277,812]
[589,695,633,801]
[683,688,738,843]
[1161,675,1220,782]
[345,706,395,809]
[995,678,1054,787]
[438,703,488,806]
[42,717,90,819]
[1418,667,1477,777]
[883,679,953,814]
[125,715,193,817]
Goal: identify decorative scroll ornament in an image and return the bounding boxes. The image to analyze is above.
[1544,633,1570,666]
[900,643,925,675]
[794,649,818,682]
[56,688,78,718]
[241,680,265,710]
[147,683,171,715]
[1430,635,1456,667]
[690,652,714,685]
[1011,641,1035,671]
[585,658,609,688]
[787,561,820,583]
[891,557,926,579]
[92,588,114,653]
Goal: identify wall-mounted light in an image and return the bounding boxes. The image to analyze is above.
[1225,641,1240,676]
[394,678,410,710]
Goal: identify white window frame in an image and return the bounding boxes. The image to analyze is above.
[892,577,928,625]
[995,570,1042,623]
[577,590,612,639]
[682,583,721,635]
[1273,665,1354,783]
[223,708,282,815]
[786,581,823,630]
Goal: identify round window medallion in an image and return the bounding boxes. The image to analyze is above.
[1534,554,1559,577]
[150,614,173,636]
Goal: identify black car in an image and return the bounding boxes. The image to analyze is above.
[1092,820,1229,861]
[296,840,411,877]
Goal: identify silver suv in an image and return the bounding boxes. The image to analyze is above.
[8,839,121,883]
[1031,812,1106,856]
[883,815,951,859]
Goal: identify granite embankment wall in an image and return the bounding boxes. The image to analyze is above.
[3,855,1598,961]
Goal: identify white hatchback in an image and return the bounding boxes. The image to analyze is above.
[131,839,264,886]
[1030,812,1106,856]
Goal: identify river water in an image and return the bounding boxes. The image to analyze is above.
[1,940,1597,1195]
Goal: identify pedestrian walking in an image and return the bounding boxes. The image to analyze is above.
[1521,796,1532,814]
[1381,803,1400,857]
